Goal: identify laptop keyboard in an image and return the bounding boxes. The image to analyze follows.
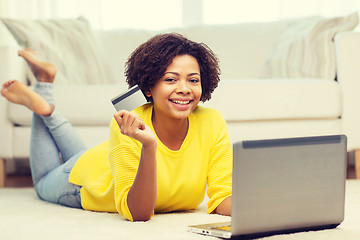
[212,225,231,231]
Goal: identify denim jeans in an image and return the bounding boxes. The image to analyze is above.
[30,82,87,208]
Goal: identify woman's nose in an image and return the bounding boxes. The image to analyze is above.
[176,80,190,94]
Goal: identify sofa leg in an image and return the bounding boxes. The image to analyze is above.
[354,149,360,179]
[0,158,5,187]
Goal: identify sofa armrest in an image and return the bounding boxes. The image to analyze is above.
[0,97,12,159]
[335,31,360,150]
[0,45,27,159]
[0,45,27,83]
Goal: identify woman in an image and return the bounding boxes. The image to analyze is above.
[1,33,232,221]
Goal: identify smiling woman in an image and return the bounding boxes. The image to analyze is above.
[1,32,232,221]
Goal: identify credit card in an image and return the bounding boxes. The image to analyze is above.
[111,85,147,111]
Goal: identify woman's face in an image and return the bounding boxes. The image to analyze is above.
[149,54,202,122]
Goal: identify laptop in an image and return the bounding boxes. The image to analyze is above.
[188,135,347,239]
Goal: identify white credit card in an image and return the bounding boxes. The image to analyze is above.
[111,85,147,111]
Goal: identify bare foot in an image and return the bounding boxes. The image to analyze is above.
[1,80,54,116]
[18,49,57,83]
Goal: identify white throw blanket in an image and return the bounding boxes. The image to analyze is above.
[0,180,359,240]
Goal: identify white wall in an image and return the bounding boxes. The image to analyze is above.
[0,0,359,30]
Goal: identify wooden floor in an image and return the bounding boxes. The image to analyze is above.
[5,174,33,188]
[347,166,357,179]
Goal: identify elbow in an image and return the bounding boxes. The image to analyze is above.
[128,203,155,222]
[214,196,232,216]
[132,213,153,222]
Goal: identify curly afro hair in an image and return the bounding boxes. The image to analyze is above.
[125,33,220,102]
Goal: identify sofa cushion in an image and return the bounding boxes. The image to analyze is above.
[95,21,290,81]
[94,29,156,88]
[262,12,359,80]
[8,84,129,126]
[1,17,114,85]
[8,79,341,126]
[201,78,342,121]
[95,14,357,83]
[181,22,289,79]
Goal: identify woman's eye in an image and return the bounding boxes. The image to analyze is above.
[165,78,176,82]
[189,78,199,83]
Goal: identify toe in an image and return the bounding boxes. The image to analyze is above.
[0,88,7,97]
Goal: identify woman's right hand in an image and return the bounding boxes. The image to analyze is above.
[114,110,156,147]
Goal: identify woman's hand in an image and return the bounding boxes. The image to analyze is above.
[114,110,156,146]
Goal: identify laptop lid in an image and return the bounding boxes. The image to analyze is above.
[231,135,347,237]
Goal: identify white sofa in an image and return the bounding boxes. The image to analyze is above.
[1,14,360,186]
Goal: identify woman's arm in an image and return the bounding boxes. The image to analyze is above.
[214,196,232,216]
[127,142,157,221]
[114,110,157,221]
[206,110,232,216]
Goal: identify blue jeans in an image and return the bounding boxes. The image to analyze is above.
[30,82,87,208]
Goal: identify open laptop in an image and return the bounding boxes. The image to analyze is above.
[188,135,347,239]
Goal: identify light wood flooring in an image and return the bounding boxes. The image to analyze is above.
[5,174,33,188]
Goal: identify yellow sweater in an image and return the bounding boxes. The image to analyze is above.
[69,104,232,221]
